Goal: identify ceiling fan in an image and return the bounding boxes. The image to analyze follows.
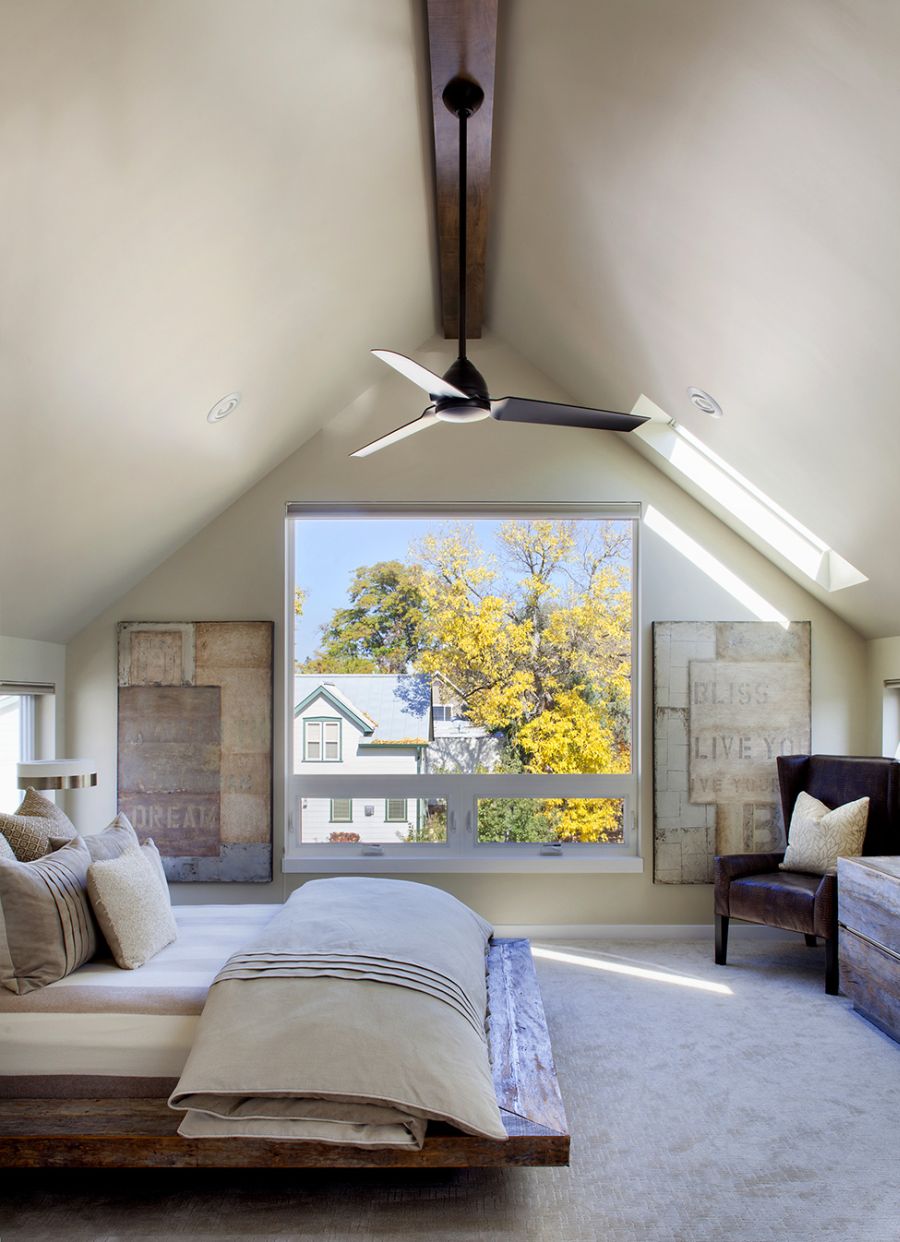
[352,75,648,458]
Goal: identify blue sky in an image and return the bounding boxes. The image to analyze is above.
[294,519,499,663]
[292,517,630,664]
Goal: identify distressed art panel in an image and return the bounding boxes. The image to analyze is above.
[653,621,811,884]
[117,621,273,882]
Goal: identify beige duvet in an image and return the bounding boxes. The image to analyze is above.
[168,878,506,1149]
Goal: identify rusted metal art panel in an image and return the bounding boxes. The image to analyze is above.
[117,622,195,686]
[653,621,811,884]
[116,622,273,883]
[118,686,221,857]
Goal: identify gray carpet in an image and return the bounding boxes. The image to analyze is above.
[4,936,899,1242]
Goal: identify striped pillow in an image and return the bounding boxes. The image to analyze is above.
[0,836,98,993]
[0,788,76,861]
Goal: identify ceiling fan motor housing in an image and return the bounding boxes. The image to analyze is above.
[436,355,491,421]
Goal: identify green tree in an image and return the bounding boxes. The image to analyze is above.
[304,560,430,673]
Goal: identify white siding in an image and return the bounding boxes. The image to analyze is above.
[294,691,421,840]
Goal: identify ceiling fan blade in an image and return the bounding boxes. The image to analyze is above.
[372,350,469,400]
[350,408,440,458]
[490,396,649,433]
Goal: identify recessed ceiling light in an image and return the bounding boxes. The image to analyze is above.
[207,392,241,423]
[687,387,723,418]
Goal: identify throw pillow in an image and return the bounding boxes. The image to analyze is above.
[0,836,98,993]
[142,838,172,906]
[0,788,76,861]
[0,833,15,861]
[50,812,139,861]
[87,846,177,970]
[779,791,869,876]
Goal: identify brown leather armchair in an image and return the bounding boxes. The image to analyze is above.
[714,754,900,994]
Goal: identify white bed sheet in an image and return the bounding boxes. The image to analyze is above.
[0,904,277,1086]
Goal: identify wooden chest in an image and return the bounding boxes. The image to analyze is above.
[838,856,900,1044]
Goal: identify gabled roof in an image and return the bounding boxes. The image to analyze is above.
[293,674,432,744]
[293,683,375,735]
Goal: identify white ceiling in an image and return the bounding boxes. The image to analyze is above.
[2,0,898,642]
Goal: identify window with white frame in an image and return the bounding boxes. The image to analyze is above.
[304,718,341,762]
[0,683,51,813]
[287,505,640,871]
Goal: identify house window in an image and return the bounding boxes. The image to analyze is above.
[330,798,353,823]
[287,505,640,872]
[304,718,341,762]
[385,797,408,823]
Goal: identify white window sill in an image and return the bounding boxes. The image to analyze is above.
[282,854,645,875]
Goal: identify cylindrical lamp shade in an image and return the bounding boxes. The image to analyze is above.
[16,759,98,791]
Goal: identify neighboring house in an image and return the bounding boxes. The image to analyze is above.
[425,673,504,775]
[293,672,501,843]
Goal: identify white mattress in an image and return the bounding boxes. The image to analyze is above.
[0,903,277,1094]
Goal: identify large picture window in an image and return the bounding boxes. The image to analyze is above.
[286,505,640,872]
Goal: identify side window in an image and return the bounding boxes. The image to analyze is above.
[0,692,37,812]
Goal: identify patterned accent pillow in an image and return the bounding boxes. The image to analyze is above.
[0,836,98,993]
[0,788,76,861]
[87,846,177,970]
[779,792,869,876]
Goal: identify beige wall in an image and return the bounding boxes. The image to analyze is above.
[65,335,870,924]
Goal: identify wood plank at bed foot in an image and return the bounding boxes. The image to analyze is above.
[0,939,569,1169]
[0,1100,568,1168]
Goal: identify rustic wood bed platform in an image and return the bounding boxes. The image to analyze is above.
[0,938,569,1169]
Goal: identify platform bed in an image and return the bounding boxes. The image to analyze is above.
[0,939,569,1168]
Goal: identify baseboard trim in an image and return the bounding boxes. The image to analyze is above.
[493,923,796,941]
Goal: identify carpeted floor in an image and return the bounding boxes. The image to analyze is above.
[4,935,899,1242]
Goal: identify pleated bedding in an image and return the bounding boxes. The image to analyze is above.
[168,877,507,1149]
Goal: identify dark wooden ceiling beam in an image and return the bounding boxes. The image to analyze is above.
[425,0,498,340]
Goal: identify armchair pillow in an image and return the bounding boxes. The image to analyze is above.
[779,791,869,876]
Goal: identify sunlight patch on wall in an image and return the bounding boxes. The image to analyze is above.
[632,397,867,593]
[643,506,790,627]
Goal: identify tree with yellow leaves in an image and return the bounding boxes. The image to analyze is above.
[415,520,632,842]
[308,519,633,843]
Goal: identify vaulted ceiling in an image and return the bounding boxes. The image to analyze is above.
[2,0,898,642]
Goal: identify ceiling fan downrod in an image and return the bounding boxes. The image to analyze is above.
[438,75,490,417]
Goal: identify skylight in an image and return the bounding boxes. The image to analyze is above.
[632,397,867,593]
